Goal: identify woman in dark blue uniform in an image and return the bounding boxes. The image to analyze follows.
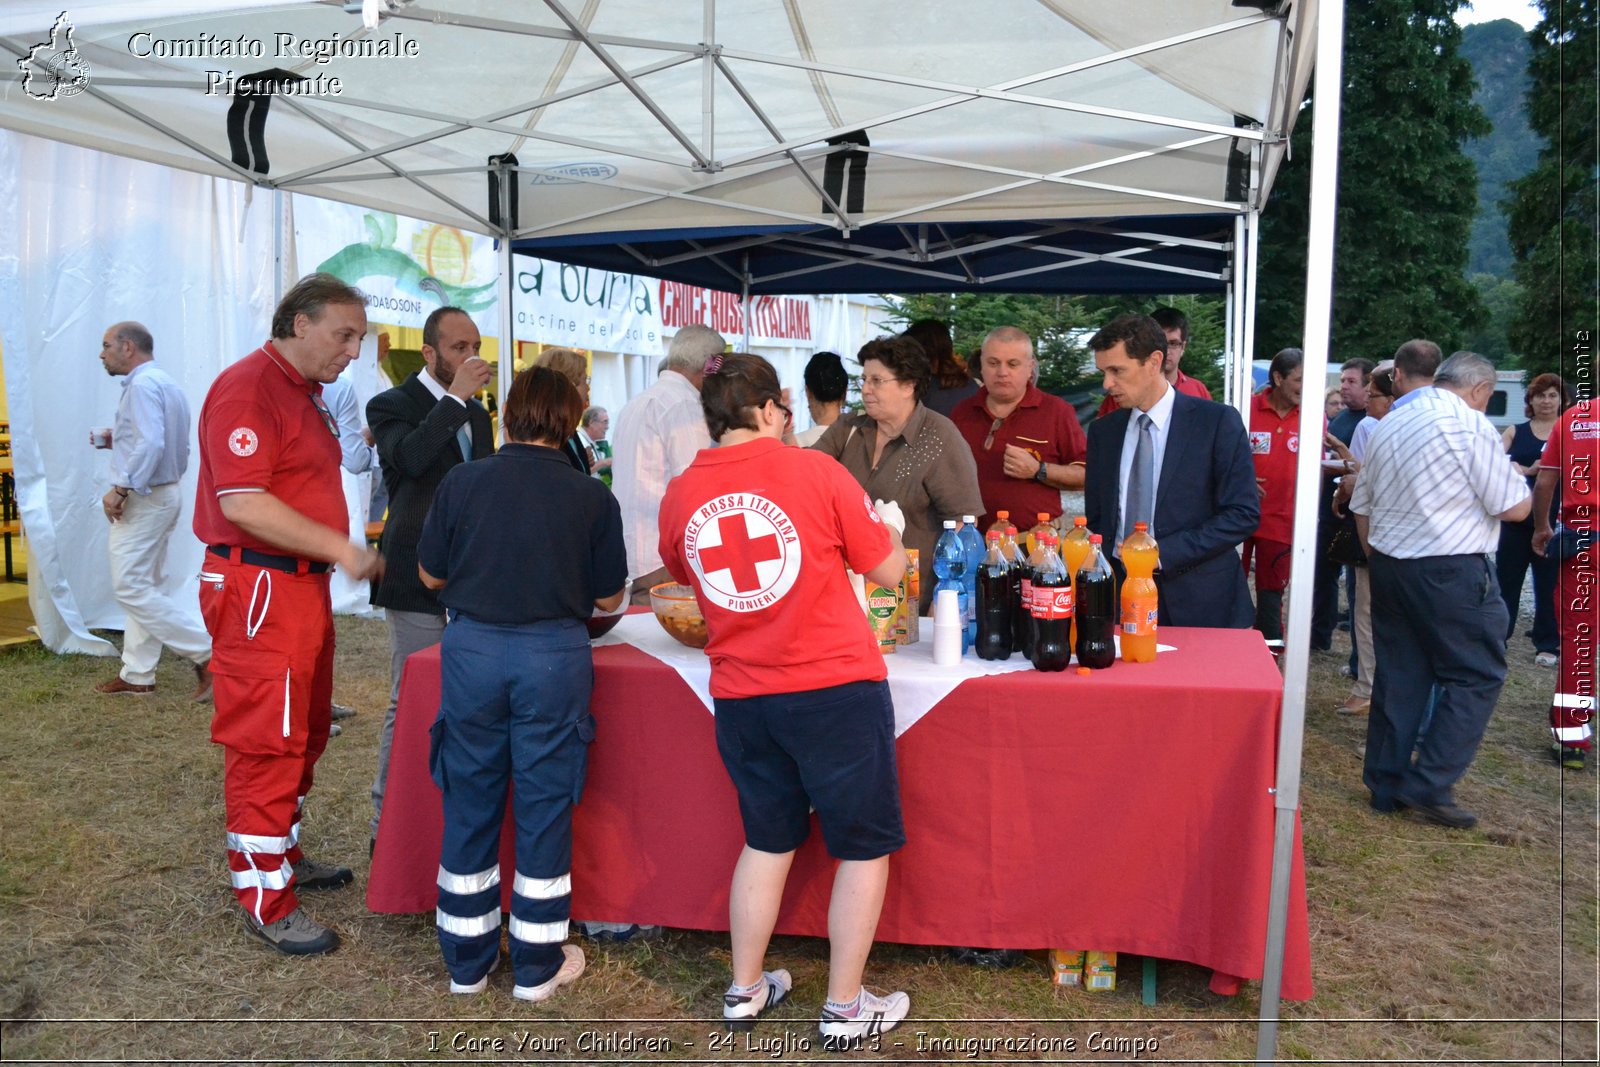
[417,366,627,1001]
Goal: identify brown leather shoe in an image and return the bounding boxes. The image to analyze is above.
[192,663,214,704]
[96,676,155,696]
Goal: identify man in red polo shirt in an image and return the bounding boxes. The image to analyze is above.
[1094,306,1212,418]
[1533,396,1599,770]
[1243,347,1308,642]
[950,326,1086,530]
[194,273,383,955]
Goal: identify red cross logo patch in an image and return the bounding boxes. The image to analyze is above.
[683,493,802,612]
[228,426,259,457]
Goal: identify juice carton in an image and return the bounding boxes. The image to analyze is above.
[896,549,920,644]
[1083,950,1117,991]
[1049,949,1085,987]
[865,580,900,654]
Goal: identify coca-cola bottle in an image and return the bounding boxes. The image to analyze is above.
[1074,534,1116,670]
[975,531,1013,661]
[1018,528,1051,662]
[1004,525,1027,654]
[1029,532,1072,672]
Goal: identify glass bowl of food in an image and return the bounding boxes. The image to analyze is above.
[649,582,709,649]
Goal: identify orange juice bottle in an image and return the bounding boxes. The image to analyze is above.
[1025,512,1055,559]
[986,509,1012,541]
[1060,516,1092,650]
[1120,522,1159,663]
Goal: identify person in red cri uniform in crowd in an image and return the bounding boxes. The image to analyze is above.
[193,273,383,955]
[659,353,913,1045]
[1244,347,1310,643]
[1533,396,1600,771]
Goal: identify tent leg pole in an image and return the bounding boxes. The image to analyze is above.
[496,162,516,432]
[1241,206,1261,414]
[273,188,285,304]
[740,255,752,352]
[1257,1,1345,1062]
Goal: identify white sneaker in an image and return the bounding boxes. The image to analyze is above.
[722,969,792,1030]
[819,987,910,1046]
[513,944,585,1002]
[449,952,500,994]
[1535,651,1559,667]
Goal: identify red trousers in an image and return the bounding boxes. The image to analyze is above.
[199,551,335,925]
[1552,550,1598,751]
[1242,537,1293,592]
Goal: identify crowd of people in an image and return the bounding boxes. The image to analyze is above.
[89,274,1593,1033]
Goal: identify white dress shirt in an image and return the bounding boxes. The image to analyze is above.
[111,362,190,494]
[1116,380,1176,542]
[612,370,710,581]
[1349,386,1529,558]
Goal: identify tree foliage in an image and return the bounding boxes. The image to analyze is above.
[1459,18,1540,277]
[1505,0,1598,384]
[1255,0,1489,364]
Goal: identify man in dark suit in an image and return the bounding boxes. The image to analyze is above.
[1083,314,1259,629]
[365,306,494,846]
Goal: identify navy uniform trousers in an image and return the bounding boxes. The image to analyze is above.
[1364,552,1509,810]
[429,615,595,989]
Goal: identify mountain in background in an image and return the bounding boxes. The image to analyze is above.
[1460,18,1541,277]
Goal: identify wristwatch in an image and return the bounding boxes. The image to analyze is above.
[1034,461,1049,484]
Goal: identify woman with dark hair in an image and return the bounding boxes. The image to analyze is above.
[416,365,627,1002]
[658,353,913,1042]
[795,350,848,447]
[1498,372,1570,665]
[811,335,983,612]
[903,318,977,416]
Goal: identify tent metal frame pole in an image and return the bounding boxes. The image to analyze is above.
[1228,214,1245,407]
[496,161,516,427]
[1257,1,1345,1062]
[273,188,285,306]
[740,254,753,353]
[1239,205,1260,420]
[702,0,715,162]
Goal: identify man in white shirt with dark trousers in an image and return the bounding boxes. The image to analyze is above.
[1350,349,1530,830]
[94,321,213,700]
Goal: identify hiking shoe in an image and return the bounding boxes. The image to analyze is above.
[247,907,339,956]
[450,953,500,994]
[330,702,356,721]
[293,856,353,891]
[723,969,792,1030]
[819,988,910,1046]
[1556,745,1587,771]
[513,944,585,1002]
[1534,651,1559,668]
[577,920,663,942]
[96,676,154,696]
[192,663,213,703]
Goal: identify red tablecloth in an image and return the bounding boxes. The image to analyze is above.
[368,626,1312,999]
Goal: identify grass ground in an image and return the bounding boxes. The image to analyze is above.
[1,605,1595,1065]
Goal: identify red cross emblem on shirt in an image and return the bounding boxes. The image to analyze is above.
[698,513,783,594]
[227,426,260,457]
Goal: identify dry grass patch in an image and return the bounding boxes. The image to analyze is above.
[1,611,1595,1062]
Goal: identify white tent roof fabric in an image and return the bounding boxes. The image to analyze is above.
[0,0,1316,246]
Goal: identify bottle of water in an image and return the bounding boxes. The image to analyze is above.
[958,515,984,648]
[932,520,969,654]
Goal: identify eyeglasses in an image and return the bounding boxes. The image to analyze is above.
[1366,391,1389,401]
[982,416,1005,451]
[861,375,902,390]
[771,398,792,427]
[309,393,340,438]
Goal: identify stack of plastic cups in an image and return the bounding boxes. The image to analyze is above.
[932,587,964,665]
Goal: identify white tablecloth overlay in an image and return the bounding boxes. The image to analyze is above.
[594,614,1172,737]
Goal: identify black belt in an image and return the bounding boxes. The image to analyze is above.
[207,545,331,574]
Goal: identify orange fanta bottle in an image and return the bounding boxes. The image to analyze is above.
[1025,512,1055,559]
[1060,516,1092,651]
[1120,522,1159,663]
[987,510,1012,541]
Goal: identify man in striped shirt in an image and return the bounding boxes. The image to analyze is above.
[1349,350,1530,829]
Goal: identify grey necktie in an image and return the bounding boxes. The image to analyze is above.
[1123,412,1154,542]
[456,423,472,462]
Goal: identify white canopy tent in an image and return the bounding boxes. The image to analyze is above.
[1,2,1344,1059]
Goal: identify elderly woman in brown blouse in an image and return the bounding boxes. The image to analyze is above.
[812,335,983,613]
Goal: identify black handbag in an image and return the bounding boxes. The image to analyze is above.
[1327,513,1367,566]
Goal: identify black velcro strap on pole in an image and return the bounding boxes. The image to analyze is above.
[821,130,870,216]
[225,68,307,174]
[488,153,519,232]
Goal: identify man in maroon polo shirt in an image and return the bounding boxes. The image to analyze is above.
[1095,306,1211,418]
[950,326,1087,529]
[194,272,383,956]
